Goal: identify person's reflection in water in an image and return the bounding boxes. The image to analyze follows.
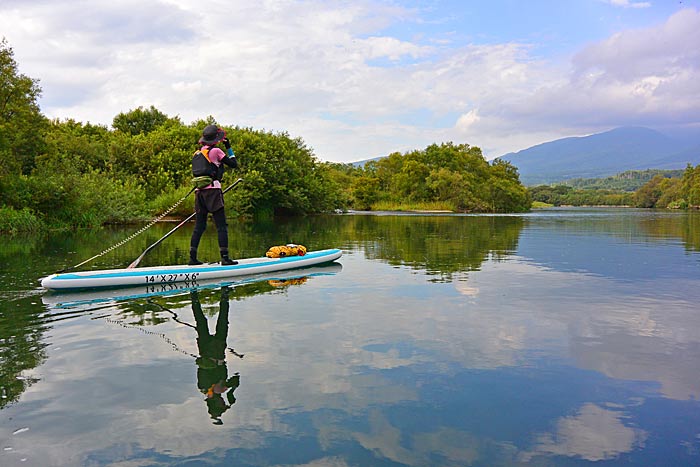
[190,286,242,425]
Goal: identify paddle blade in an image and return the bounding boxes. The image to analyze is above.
[127,255,144,269]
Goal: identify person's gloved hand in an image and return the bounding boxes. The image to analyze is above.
[222,138,231,149]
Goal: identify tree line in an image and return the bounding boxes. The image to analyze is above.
[529,165,700,209]
[528,185,633,207]
[563,169,685,191]
[0,39,531,233]
[632,166,700,208]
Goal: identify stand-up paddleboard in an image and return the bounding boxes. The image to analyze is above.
[41,248,342,291]
[42,263,343,310]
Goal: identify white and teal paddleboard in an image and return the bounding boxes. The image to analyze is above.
[42,263,343,310]
[41,248,343,291]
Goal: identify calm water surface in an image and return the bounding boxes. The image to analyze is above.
[1,208,699,466]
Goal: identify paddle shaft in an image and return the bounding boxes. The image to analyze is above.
[127,178,243,269]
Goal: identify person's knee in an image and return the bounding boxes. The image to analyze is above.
[214,214,228,233]
[194,218,208,233]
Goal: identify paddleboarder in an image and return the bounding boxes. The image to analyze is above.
[190,124,239,265]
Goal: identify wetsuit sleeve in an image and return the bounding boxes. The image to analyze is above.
[222,155,238,169]
[211,147,238,169]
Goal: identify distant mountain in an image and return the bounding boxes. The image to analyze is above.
[498,127,700,185]
[350,156,384,168]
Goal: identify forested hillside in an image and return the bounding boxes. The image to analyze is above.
[564,169,685,191]
[529,165,700,209]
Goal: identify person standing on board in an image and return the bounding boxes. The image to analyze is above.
[189,124,239,265]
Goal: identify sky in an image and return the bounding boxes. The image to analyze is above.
[1,0,699,162]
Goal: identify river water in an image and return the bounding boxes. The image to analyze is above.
[1,208,699,466]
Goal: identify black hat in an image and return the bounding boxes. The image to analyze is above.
[199,125,226,145]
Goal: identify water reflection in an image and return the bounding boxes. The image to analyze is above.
[191,287,242,425]
[341,214,524,281]
[521,403,647,462]
[0,297,48,410]
[1,210,700,466]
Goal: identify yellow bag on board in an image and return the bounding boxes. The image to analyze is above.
[265,244,307,258]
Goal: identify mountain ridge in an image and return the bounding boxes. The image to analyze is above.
[498,127,700,185]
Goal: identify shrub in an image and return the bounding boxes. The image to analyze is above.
[0,206,44,234]
[148,185,196,218]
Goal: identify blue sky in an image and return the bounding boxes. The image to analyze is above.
[396,1,683,48]
[1,0,698,162]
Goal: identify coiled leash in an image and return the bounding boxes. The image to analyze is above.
[56,187,195,273]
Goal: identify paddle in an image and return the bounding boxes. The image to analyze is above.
[127,178,243,269]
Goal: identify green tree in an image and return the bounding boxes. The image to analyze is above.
[0,38,47,176]
[529,185,573,205]
[489,159,530,212]
[322,161,357,208]
[628,164,700,209]
[351,142,529,212]
[351,175,381,209]
[426,167,464,205]
[655,177,682,208]
[112,105,179,136]
[634,175,666,208]
[38,119,111,174]
[396,159,431,201]
[680,164,700,207]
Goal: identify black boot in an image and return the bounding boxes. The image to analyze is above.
[189,247,203,266]
[221,255,237,266]
[220,248,237,266]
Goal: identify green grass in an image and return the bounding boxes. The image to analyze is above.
[531,201,554,208]
[0,207,45,234]
[370,200,455,212]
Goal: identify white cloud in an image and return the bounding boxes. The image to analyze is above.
[607,0,652,8]
[0,1,697,162]
[574,9,700,82]
[361,36,433,60]
[480,8,700,151]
